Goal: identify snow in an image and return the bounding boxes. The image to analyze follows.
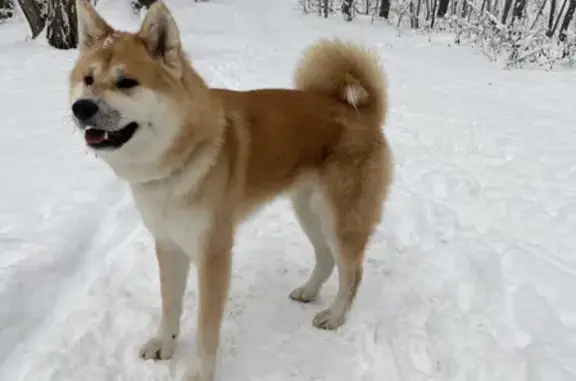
[1,0,576,380]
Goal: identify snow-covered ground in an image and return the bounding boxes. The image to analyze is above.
[2,0,576,380]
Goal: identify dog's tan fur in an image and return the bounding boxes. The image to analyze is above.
[69,1,393,380]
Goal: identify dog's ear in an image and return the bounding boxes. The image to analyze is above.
[138,2,182,78]
[75,0,113,52]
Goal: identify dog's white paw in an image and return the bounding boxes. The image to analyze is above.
[186,356,215,381]
[289,286,318,303]
[139,336,176,360]
[186,369,214,381]
[312,308,345,330]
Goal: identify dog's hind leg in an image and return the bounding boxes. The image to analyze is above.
[140,239,190,360]
[289,186,335,303]
[311,153,387,330]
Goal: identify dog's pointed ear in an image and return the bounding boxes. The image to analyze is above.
[75,0,113,52]
[138,2,182,77]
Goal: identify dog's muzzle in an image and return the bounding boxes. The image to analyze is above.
[71,98,139,149]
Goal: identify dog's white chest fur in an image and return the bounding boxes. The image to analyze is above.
[131,184,212,262]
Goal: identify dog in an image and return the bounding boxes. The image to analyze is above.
[69,1,393,380]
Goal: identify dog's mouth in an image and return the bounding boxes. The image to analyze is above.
[84,122,139,149]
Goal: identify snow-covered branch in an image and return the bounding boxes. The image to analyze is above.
[299,0,576,69]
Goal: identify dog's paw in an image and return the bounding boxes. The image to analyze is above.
[186,356,215,381]
[187,373,211,381]
[312,308,345,330]
[186,369,214,381]
[139,336,176,360]
[289,286,318,303]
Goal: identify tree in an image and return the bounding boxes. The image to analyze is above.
[323,0,330,18]
[548,0,569,37]
[17,0,78,49]
[559,0,576,41]
[511,0,527,23]
[501,0,514,23]
[548,0,557,35]
[0,0,14,20]
[379,0,391,18]
[46,0,77,49]
[18,0,46,37]
[342,0,354,20]
[437,0,450,17]
[132,0,156,12]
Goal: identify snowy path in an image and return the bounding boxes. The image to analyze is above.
[1,0,576,380]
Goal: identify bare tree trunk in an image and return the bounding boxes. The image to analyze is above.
[416,0,423,26]
[501,0,513,24]
[46,0,77,49]
[342,0,353,20]
[132,0,156,11]
[451,0,458,14]
[0,0,14,20]
[461,0,469,18]
[379,0,391,17]
[410,0,421,27]
[431,0,438,26]
[548,0,557,34]
[437,0,449,17]
[323,0,329,17]
[512,0,526,22]
[17,0,46,37]
[549,0,569,37]
[559,0,576,40]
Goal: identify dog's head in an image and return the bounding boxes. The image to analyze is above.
[69,0,212,182]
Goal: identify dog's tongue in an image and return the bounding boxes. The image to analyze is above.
[85,128,107,144]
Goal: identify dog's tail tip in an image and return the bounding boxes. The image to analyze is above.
[293,38,387,123]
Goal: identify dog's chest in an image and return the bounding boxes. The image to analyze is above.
[131,185,211,261]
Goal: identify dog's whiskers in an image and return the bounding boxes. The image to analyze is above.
[62,114,78,135]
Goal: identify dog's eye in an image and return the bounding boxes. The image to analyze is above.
[117,78,139,89]
[84,75,94,85]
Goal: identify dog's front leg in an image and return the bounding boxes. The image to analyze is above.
[140,239,190,360]
[188,224,232,381]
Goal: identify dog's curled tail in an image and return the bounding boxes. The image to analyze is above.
[294,38,387,125]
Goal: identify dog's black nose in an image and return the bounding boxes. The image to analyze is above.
[72,99,99,121]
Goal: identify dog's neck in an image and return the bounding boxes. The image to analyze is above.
[133,131,223,196]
